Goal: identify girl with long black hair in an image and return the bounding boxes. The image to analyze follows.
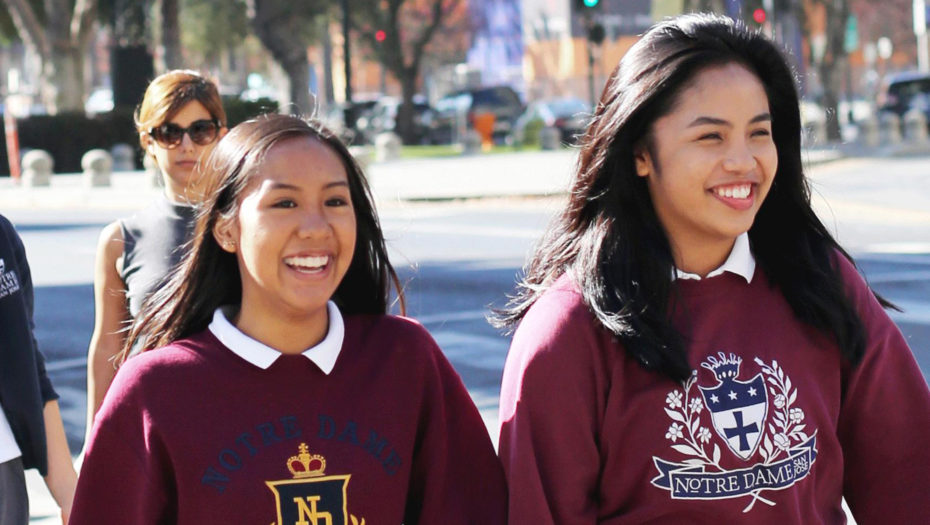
[72,115,506,524]
[497,13,930,524]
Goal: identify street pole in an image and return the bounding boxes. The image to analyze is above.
[341,0,357,132]
[915,0,929,72]
[584,12,595,107]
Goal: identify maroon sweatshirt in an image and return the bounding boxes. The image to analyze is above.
[72,314,506,524]
[499,255,930,524]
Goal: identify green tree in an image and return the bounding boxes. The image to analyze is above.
[805,0,850,141]
[161,0,182,69]
[352,0,468,144]
[1,0,98,112]
[181,0,249,69]
[248,0,330,115]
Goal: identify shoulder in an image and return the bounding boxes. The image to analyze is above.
[345,313,441,357]
[0,214,21,252]
[514,274,601,354]
[0,213,14,235]
[111,335,208,393]
[342,313,461,382]
[830,249,881,312]
[500,274,618,427]
[505,274,611,385]
[97,221,125,253]
[347,312,434,339]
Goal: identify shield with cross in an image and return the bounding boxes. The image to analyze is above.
[698,353,768,461]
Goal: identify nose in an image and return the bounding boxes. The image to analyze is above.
[297,207,331,239]
[722,140,756,173]
[179,130,196,151]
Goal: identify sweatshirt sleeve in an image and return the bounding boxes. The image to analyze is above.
[403,329,507,525]
[498,285,608,525]
[70,359,174,524]
[10,220,57,403]
[835,256,930,523]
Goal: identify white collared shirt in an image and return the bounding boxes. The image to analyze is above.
[208,301,345,373]
[675,233,755,283]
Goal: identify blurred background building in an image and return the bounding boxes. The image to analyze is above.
[0,0,928,151]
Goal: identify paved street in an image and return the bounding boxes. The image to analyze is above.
[5,150,929,522]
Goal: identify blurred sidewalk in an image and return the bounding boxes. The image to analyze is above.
[13,145,850,523]
[0,146,850,213]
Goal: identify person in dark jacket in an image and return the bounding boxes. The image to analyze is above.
[0,213,76,524]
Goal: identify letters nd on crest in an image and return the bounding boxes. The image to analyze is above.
[266,443,366,525]
[651,353,818,513]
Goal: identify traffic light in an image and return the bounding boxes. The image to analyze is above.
[573,0,601,11]
[752,8,766,25]
[375,29,386,43]
[587,22,606,45]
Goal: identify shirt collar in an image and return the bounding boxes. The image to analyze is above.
[208,301,344,373]
[675,233,755,283]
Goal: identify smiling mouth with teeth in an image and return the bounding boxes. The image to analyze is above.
[713,184,752,200]
[284,255,329,272]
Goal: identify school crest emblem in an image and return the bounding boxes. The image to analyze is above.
[266,443,366,525]
[698,354,768,460]
[651,353,817,513]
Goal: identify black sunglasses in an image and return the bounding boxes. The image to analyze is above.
[149,119,220,148]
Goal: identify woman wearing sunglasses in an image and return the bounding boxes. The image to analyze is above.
[84,70,227,447]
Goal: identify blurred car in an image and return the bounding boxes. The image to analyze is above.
[84,87,114,116]
[322,98,380,144]
[363,96,435,144]
[428,85,524,145]
[513,97,592,146]
[878,71,930,122]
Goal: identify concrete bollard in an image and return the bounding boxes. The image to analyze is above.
[879,112,902,145]
[143,154,163,188]
[858,116,880,148]
[22,150,53,187]
[540,126,562,150]
[110,143,136,171]
[462,130,483,154]
[903,108,929,143]
[374,132,402,162]
[82,149,113,187]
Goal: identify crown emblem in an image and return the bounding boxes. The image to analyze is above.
[287,443,326,478]
[700,352,742,382]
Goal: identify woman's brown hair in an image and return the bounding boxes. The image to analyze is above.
[134,69,227,148]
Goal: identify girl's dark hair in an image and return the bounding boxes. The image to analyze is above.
[122,114,403,356]
[495,13,883,381]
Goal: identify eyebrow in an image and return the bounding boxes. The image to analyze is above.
[687,113,772,127]
[267,180,349,191]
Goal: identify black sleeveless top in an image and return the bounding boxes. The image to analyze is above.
[119,197,197,318]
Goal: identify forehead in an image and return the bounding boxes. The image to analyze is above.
[664,63,770,121]
[248,137,349,190]
[165,100,212,125]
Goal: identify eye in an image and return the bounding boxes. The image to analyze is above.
[751,128,772,138]
[325,196,350,207]
[698,132,722,141]
[272,199,297,208]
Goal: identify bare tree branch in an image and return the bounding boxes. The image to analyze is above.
[3,0,50,58]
